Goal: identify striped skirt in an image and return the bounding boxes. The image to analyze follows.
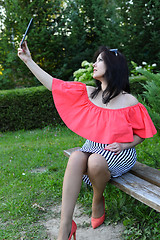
[80,140,137,186]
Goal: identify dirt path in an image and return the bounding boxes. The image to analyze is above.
[44,204,124,240]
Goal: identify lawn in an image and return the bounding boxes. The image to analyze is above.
[0,125,160,239]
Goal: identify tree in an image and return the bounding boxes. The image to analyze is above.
[114,0,160,69]
[1,0,159,90]
[56,0,115,80]
[0,0,117,89]
[0,0,68,89]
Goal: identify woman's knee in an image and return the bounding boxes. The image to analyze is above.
[87,153,109,176]
[67,150,88,172]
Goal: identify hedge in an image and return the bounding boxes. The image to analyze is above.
[0,86,63,132]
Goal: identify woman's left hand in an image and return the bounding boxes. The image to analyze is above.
[104,142,123,154]
[18,41,32,63]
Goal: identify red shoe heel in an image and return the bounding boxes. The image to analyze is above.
[68,220,77,240]
[91,196,105,229]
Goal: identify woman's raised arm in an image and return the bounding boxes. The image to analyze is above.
[18,41,53,91]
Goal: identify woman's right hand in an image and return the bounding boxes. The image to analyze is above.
[17,41,32,63]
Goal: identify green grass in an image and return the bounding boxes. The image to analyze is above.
[0,126,84,239]
[0,126,160,239]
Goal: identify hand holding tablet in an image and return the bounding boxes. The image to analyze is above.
[21,18,33,48]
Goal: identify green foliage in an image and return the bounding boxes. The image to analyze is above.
[136,135,160,169]
[129,60,158,95]
[73,60,95,86]
[115,0,160,70]
[0,0,115,89]
[122,207,160,239]
[136,68,160,132]
[0,126,84,239]
[0,0,159,90]
[0,0,66,89]
[129,75,147,96]
[0,86,62,132]
[131,61,157,76]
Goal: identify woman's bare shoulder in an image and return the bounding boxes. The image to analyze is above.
[124,93,139,106]
[86,86,96,95]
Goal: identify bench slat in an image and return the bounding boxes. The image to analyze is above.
[64,147,81,157]
[130,161,160,187]
[111,173,160,212]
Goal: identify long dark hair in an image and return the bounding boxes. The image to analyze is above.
[91,46,130,104]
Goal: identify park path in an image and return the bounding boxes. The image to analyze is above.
[44,204,124,240]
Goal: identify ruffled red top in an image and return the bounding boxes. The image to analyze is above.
[52,78,157,144]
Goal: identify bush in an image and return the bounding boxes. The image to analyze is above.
[73,60,95,86]
[129,75,147,96]
[136,69,160,132]
[0,86,63,132]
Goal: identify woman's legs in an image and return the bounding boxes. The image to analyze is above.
[58,151,90,240]
[87,153,111,219]
[58,152,111,239]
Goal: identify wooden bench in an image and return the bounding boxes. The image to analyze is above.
[64,147,160,212]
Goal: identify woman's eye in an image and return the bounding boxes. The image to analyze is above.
[97,58,103,62]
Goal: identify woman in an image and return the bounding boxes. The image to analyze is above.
[18,42,156,240]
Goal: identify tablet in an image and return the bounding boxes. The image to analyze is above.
[21,18,33,48]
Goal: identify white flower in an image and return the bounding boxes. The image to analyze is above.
[22,173,25,175]
[136,66,142,70]
[152,63,157,67]
[142,62,147,65]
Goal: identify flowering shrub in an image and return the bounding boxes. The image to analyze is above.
[73,61,95,86]
[131,61,157,76]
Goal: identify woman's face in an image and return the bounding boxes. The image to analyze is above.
[93,53,107,82]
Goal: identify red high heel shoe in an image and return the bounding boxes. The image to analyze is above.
[91,196,105,229]
[68,220,77,240]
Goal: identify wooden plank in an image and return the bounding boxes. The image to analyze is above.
[111,173,160,212]
[64,147,80,157]
[130,161,160,187]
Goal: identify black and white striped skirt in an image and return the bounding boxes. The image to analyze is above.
[80,140,137,186]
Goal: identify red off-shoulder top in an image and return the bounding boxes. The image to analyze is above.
[52,78,157,144]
